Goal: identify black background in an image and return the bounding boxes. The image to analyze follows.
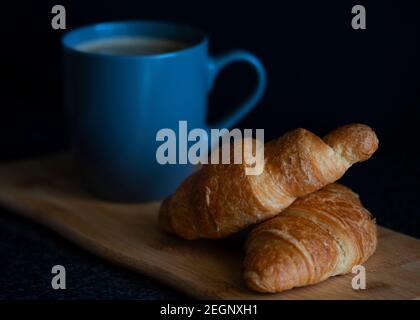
[0,0,419,299]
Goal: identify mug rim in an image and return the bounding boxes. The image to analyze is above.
[61,20,208,59]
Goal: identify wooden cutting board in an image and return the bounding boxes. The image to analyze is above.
[0,154,419,299]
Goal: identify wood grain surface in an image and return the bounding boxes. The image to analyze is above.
[0,154,419,299]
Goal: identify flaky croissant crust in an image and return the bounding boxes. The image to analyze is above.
[243,183,377,293]
[159,124,378,239]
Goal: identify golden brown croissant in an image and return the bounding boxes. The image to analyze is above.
[243,183,377,293]
[159,124,378,239]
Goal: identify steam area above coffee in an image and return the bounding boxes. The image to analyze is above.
[76,36,189,55]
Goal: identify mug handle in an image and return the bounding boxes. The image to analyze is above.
[207,50,267,129]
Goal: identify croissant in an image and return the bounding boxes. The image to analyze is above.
[159,124,378,239]
[243,183,377,293]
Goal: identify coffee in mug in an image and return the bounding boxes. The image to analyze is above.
[76,36,188,55]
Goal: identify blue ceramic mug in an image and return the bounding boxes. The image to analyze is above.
[62,21,266,202]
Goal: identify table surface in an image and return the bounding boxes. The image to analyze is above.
[1,151,419,299]
[0,206,186,299]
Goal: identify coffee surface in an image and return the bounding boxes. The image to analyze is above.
[76,36,188,55]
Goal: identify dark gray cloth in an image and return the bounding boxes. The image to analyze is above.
[0,207,186,299]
